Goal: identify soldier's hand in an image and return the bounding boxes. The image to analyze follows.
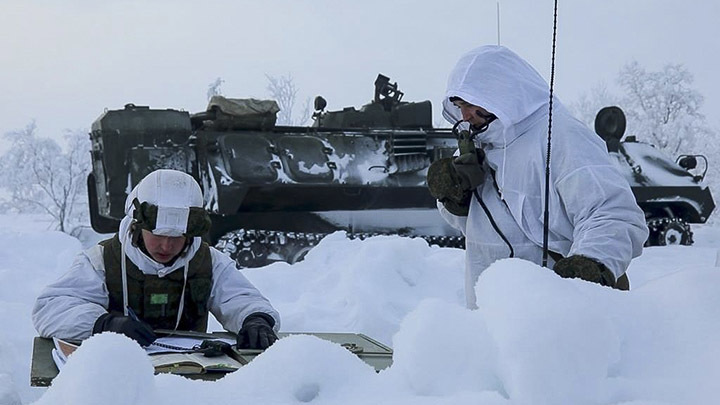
[452,150,485,191]
[427,158,471,216]
[553,255,616,288]
[237,313,278,350]
[440,195,472,216]
[92,313,157,347]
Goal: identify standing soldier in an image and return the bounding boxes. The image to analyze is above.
[428,45,648,308]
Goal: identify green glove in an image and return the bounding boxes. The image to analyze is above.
[452,150,486,191]
[427,157,471,216]
[553,255,616,288]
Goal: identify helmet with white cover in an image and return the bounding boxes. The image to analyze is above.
[125,169,211,238]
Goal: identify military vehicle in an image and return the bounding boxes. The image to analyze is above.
[87,75,464,267]
[594,106,715,246]
[86,76,714,269]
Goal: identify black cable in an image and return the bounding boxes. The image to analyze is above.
[542,0,559,268]
[473,189,514,258]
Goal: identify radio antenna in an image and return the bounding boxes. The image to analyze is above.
[496,2,501,45]
[542,0,559,267]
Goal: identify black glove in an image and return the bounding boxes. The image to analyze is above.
[427,157,472,216]
[452,150,486,191]
[237,313,278,350]
[92,313,157,347]
[553,255,616,288]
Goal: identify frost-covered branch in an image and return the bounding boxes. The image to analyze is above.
[0,123,91,233]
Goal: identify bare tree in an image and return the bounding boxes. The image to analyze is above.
[296,96,312,127]
[569,82,622,129]
[207,77,225,101]
[266,73,300,125]
[0,123,91,233]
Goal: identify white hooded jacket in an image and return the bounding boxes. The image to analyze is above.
[33,170,280,340]
[440,46,648,307]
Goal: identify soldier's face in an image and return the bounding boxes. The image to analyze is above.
[452,99,495,131]
[141,230,187,263]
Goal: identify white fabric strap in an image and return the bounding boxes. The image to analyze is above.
[174,262,189,331]
[121,239,129,316]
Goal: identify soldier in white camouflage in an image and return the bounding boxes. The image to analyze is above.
[33,169,280,349]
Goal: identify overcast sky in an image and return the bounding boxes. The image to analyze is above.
[1,0,718,144]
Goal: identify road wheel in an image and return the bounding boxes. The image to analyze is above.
[649,218,693,246]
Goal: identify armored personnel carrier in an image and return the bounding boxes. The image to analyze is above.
[594,106,715,246]
[88,75,464,267]
[86,77,714,268]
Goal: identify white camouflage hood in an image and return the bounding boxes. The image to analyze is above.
[442,45,551,149]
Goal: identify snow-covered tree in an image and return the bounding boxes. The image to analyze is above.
[0,123,91,233]
[570,61,714,158]
[618,61,710,156]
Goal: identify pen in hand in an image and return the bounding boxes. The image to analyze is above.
[124,306,158,347]
[126,306,141,322]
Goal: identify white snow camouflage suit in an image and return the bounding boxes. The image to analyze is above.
[33,170,280,340]
[439,46,648,308]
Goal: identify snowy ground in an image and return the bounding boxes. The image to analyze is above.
[1,214,719,405]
